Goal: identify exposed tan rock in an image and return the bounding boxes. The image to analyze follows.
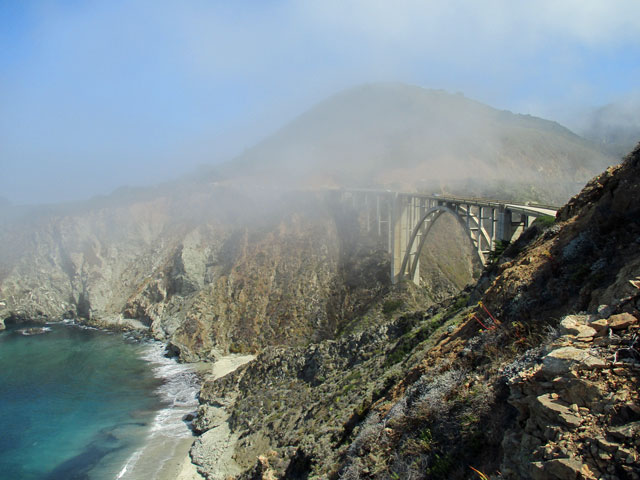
[560,315,588,335]
[576,325,597,338]
[534,394,582,428]
[541,457,592,480]
[608,312,639,330]
[588,318,609,332]
[541,347,606,377]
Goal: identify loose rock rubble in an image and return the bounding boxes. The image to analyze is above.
[502,307,640,480]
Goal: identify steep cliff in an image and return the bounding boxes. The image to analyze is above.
[0,188,395,359]
[0,83,630,479]
[186,145,639,479]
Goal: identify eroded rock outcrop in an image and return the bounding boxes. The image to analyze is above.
[0,188,397,359]
[503,311,640,480]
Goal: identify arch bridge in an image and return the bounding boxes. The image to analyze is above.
[339,190,557,284]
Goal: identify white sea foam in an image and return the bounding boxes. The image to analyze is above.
[116,341,199,479]
[18,326,52,336]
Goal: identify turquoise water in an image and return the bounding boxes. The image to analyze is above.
[0,322,177,479]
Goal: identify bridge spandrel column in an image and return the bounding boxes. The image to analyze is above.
[498,208,521,242]
[497,207,508,242]
[489,207,497,251]
[376,196,381,237]
[391,195,410,283]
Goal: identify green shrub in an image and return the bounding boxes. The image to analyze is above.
[382,299,404,315]
[426,453,454,479]
[444,294,469,318]
[383,319,441,367]
[487,240,510,264]
[532,214,555,228]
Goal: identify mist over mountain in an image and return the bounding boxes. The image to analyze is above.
[578,92,640,159]
[217,83,615,203]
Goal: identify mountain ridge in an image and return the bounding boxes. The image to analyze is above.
[216,83,615,203]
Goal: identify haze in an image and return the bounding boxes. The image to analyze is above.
[2,0,640,205]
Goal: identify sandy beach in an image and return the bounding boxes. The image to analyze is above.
[157,437,202,480]
[154,354,255,480]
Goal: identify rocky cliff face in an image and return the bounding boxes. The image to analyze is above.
[185,145,640,480]
[0,187,399,359]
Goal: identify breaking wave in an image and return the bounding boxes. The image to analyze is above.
[116,341,199,479]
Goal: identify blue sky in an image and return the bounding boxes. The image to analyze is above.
[1,0,640,204]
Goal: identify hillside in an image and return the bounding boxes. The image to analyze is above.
[184,144,640,479]
[220,83,614,204]
[0,186,393,357]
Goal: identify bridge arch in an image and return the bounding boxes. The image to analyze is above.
[338,189,557,284]
[398,205,487,281]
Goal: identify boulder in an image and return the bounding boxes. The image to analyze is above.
[559,315,587,335]
[534,394,582,429]
[607,313,638,331]
[551,378,601,407]
[587,318,608,332]
[190,422,243,479]
[595,435,619,453]
[542,347,606,377]
[532,457,591,480]
[575,325,597,339]
[544,457,591,480]
[597,305,615,319]
[192,404,228,434]
[607,421,640,441]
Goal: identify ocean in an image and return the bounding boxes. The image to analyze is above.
[0,321,199,480]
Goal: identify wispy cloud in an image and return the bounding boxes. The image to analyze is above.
[1,0,639,204]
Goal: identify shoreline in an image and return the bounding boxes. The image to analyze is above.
[156,353,255,480]
[116,339,201,479]
[3,316,254,479]
[158,437,203,480]
[119,433,202,480]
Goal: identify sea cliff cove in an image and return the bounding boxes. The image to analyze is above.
[2,2,640,479]
[0,321,200,479]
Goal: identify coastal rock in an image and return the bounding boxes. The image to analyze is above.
[0,191,402,359]
[190,422,242,480]
[192,404,228,434]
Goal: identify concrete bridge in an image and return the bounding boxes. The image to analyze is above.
[339,190,558,284]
